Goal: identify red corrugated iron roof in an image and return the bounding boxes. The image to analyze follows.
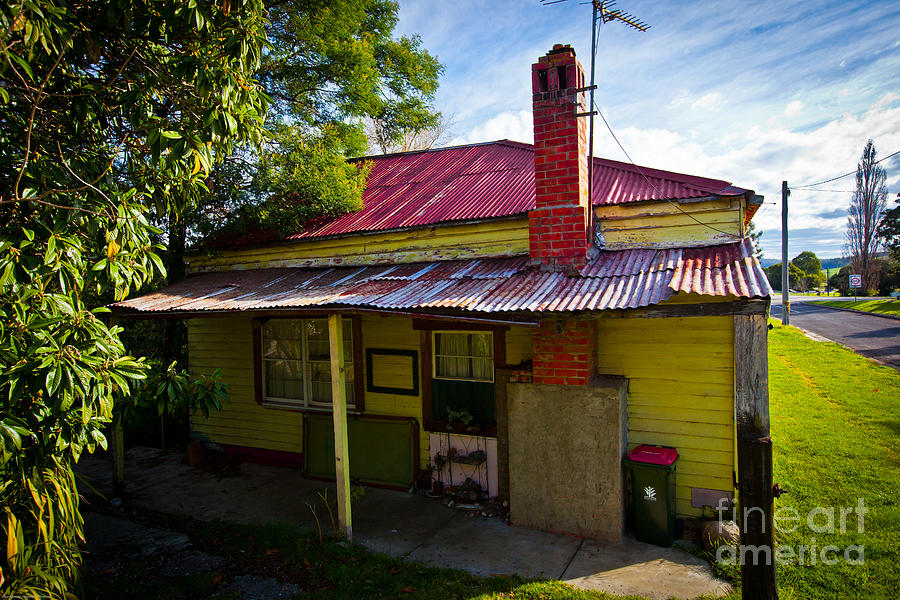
[114,239,770,316]
[268,140,747,242]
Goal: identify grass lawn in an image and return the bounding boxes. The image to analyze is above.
[808,299,900,316]
[766,321,900,599]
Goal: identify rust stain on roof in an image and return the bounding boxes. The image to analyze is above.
[115,239,770,316]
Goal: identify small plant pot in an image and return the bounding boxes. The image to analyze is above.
[431,480,444,497]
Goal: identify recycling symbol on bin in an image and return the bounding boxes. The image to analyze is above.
[643,486,657,501]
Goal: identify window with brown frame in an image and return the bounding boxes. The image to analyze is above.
[417,321,506,436]
[253,317,363,411]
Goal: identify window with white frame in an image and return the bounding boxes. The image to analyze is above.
[433,331,493,382]
[261,318,354,408]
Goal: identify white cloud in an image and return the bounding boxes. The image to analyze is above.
[691,93,721,110]
[783,101,803,116]
[585,93,900,257]
[456,110,533,145]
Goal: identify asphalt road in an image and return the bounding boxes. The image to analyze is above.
[770,296,900,371]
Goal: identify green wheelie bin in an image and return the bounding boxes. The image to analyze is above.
[625,444,678,547]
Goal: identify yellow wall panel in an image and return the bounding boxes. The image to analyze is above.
[189,314,434,467]
[597,315,735,517]
[594,196,745,250]
[505,325,533,366]
[358,315,430,466]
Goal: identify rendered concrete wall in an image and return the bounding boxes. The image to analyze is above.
[507,376,628,543]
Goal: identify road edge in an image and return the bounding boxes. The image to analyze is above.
[805,302,900,322]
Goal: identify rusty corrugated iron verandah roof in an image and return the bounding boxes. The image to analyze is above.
[113,239,771,316]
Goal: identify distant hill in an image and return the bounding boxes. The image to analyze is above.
[821,257,849,270]
[758,257,848,269]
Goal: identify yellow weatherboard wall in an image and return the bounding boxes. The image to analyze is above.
[189,314,537,470]
[188,219,529,273]
[594,196,745,250]
[188,316,304,453]
[595,314,735,518]
[357,315,428,466]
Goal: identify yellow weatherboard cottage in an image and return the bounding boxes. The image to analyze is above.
[114,44,773,545]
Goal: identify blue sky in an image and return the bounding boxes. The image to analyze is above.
[395,0,900,259]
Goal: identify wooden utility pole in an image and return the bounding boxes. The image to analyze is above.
[328,314,352,540]
[735,314,778,600]
[780,181,790,325]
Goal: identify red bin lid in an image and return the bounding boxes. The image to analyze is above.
[627,445,678,466]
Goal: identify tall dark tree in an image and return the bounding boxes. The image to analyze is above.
[188,0,443,247]
[877,193,900,259]
[0,0,268,594]
[846,140,888,291]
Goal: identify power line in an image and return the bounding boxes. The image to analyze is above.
[793,148,900,189]
[593,102,743,240]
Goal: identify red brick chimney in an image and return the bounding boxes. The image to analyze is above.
[529,44,590,268]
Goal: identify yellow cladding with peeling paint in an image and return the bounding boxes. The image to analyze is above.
[595,314,736,518]
[188,315,534,469]
[594,196,746,250]
[188,219,529,273]
[189,195,745,275]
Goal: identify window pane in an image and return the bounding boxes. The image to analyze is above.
[261,317,355,406]
[436,356,470,379]
[309,361,354,406]
[306,319,329,360]
[471,357,493,381]
[470,333,493,358]
[263,320,302,359]
[264,359,303,401]
[434,332,493,382]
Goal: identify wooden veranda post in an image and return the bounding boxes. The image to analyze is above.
[328,314,352,540]
[734,313,778,599]
[111,420,125,497]
[109,314,126,497]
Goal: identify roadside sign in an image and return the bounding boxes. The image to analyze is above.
[849,274,862,288]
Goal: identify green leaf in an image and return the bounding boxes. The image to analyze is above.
[46,366,62,395]
[1,423,22,450]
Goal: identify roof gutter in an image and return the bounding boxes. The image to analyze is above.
[108,305,541,327]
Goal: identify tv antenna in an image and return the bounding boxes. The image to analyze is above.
[540,0,648,241]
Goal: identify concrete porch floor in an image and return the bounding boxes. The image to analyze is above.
[76,447,730,600]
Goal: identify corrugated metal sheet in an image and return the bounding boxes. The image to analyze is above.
[591,156,742,206]
[256,140,746,242]
[114,240,770,315]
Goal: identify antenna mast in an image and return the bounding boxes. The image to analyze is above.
[541,0,648,247]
